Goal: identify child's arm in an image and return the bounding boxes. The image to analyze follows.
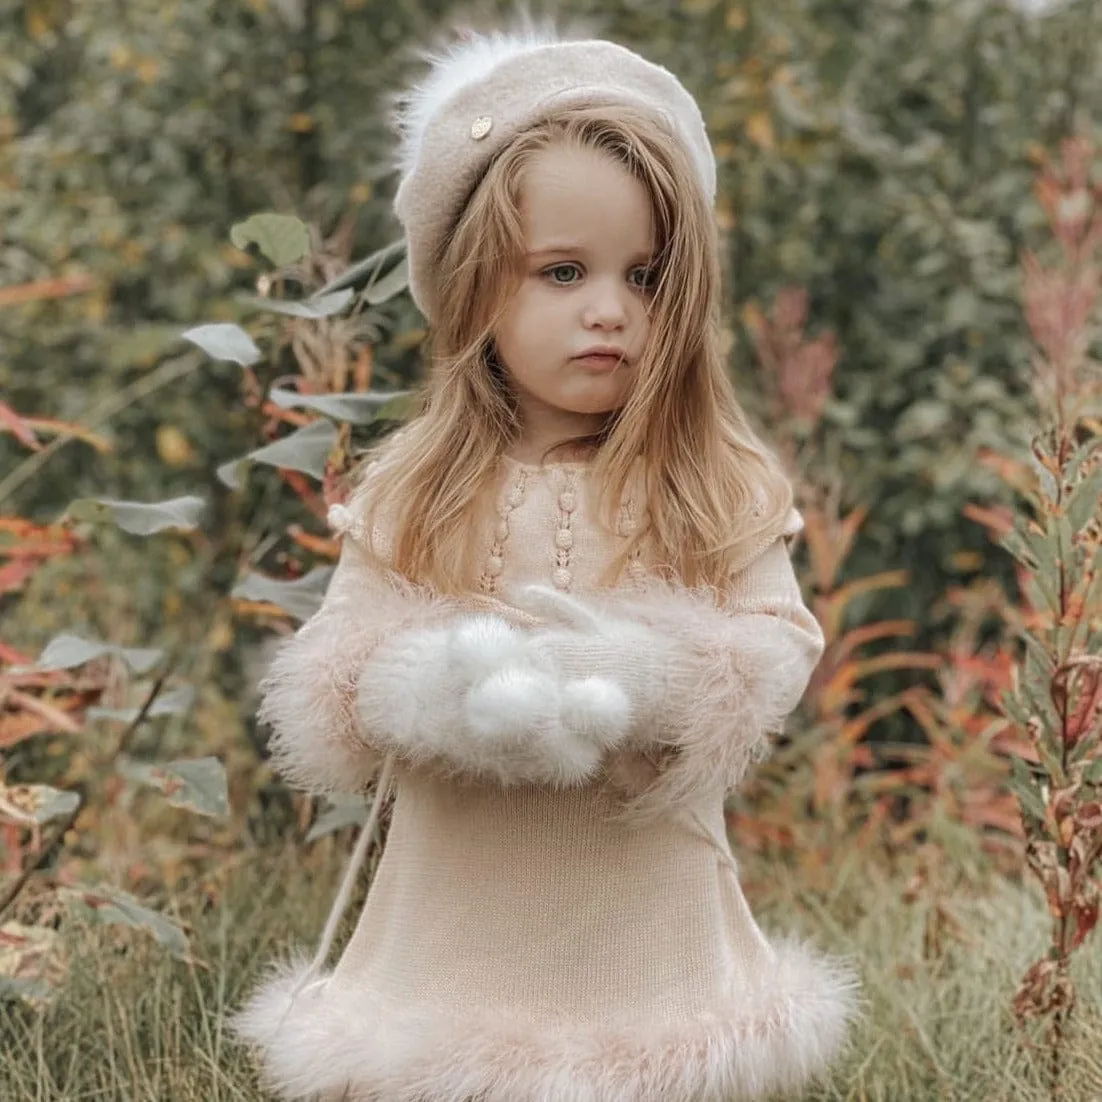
[259,531,636,795]
[511,520,824,813]
[256,534,466,795]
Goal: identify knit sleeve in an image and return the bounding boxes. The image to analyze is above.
[618,527,823,814]
[513,509,824,816]
[258,502,605,794]
[256,519,467,796]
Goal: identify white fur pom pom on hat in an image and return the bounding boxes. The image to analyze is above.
[390,24,716,321]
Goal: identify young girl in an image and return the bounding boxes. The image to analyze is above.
[235,26,859,1102]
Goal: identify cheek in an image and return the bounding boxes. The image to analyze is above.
[496,288,539,341]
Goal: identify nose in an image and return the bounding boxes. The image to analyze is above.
[581,278,629,331]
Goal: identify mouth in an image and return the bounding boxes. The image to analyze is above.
[573,349,629,369]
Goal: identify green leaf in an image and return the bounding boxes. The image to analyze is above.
[1009,757,1044,821]
[1062,439,1094,487]
[1028,449,1060,503]
[237,289,354,319]
[1019,641,1060,730]
[231,566,333,621]
[181,323,261,366]
[1024,571,1060,616]
[305,796,367,842]
[217,420,337,489]
[0,783,80,826]
[66,494,205,535]
[229,213,310,267]
[999,527,1036,568]
[1020,631,1056,678]
[1066,465,1102,534]
[86,685,195,724]
[373,391,419,423]
[895,399,951,442]
[1022,526,1059,577]
[63,885,189,961]
[36,634,163,675]
[0,976,53,1006]
[268,386,409,425]
[315,239,405,297]
[117,756,229,819]
[363,255,409,306]
[1035,737,1067,787]
[104,324,185,371]
[999,689,1032,729]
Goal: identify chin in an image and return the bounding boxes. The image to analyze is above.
[565,405,623,421]
[561,391,628,417]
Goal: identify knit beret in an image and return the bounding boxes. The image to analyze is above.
[392,28,717,321]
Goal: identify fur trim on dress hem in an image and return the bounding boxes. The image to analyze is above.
[232,938,860,1102]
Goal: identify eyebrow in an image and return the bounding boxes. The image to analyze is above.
[526,244,586,258]
[526,244,654,261]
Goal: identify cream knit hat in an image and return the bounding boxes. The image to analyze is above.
[392,27,717,321]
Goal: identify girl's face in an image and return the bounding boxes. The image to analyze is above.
[492,142,656,458]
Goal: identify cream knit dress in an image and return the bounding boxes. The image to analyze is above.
[234,456,860,1102]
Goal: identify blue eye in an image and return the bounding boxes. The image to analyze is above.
[544,263,582,285]
[629,266,657,290]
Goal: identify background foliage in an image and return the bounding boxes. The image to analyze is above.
[6,0,1102,636]
[2,0,1102,1094]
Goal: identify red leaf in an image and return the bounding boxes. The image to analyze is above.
[1065,665,1102,749]
[1070,896,1099,951]
[0,641,34,666]
[0,713,50,750]
[0,401,41,451]
[0,560,37,595]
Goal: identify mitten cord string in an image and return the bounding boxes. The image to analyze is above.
[289,751,397,1002]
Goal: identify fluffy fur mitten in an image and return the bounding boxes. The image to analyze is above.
[355,612,633,787]
[510,584,677,726]
[509,576,824,822]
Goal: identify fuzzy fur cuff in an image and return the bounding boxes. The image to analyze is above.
[232,938,859,1102]
[258,541,467,796]
[579,575,824,822]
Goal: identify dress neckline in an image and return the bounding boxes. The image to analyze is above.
[500,453,594,474]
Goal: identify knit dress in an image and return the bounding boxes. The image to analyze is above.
[234,456,860,1102]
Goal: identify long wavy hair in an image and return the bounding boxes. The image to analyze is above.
[352,102,793,592]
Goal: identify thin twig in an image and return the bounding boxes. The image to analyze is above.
[0,797,82,920]
[110,649,186,762]
[0,350,206,506]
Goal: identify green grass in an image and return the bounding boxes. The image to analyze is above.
[2,842,1101,1102]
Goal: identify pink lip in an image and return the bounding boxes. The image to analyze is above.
[574,348,627,362]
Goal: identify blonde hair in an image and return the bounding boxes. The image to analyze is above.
[353,103,793,593]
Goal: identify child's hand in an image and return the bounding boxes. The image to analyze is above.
[356,611,634,786]
[508,584,674,723]
[461,662,632,785]
[446,613,526,681]
[452,609,634,785]
[507,584,607,632]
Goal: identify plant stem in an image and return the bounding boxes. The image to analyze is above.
[0,350,205,507]
[0,797,82,921]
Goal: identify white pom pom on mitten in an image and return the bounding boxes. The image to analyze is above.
[465,666,562,740]
[463,666,631,786]
[559,677,633,744]
[446,614,524,681]
[510,584,676,728]
[355,610,635,785]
